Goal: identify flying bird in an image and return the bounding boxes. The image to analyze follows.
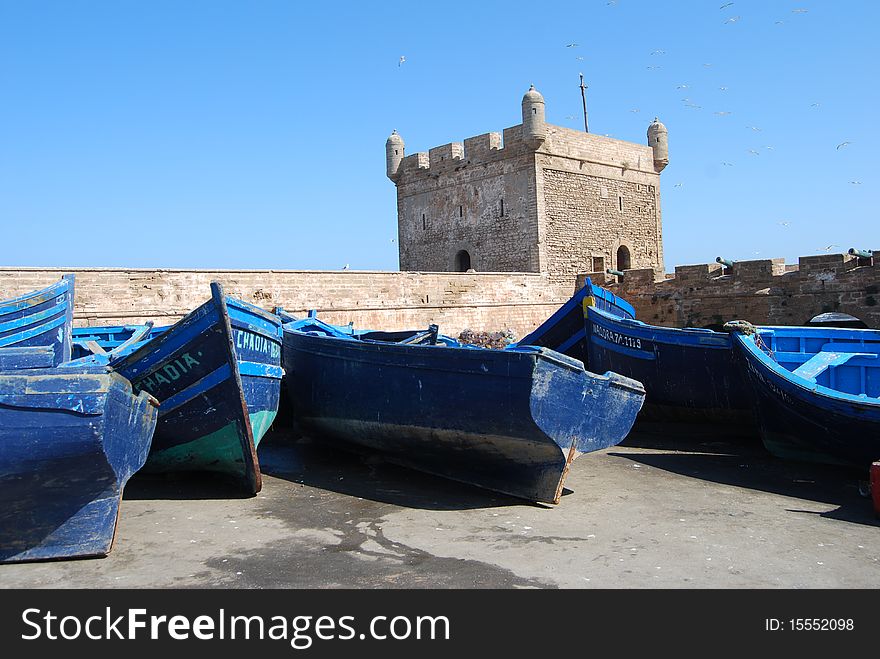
[714,111,732,116]
[565,43,579,48]
[724,16,741,23]
[850,180,862,185]
[575,56,585,60]
[651,49,666,55]
[722,162,734,166]
[836,141,852,150]
[747,126,762,132]
[720,2,734,8]
[748,149,760,156]
[792,8,809,13]
[777,220,791,227]
[719,86,728,91]
[398,56,406,66]
[819,244,840,252]
[765,145,775,150]
[630,108,640,113]
[684,103,702,110]
[703,63,713,67]
[673,182,684,188]
[676,83,689,89]
[646,65,661,70]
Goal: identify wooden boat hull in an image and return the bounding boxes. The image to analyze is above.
[519,278,635,367]
[108,284,282,494]
[0,367,158,563]
[732,329,880,469]
[282,323,644,503]
[0,275,74,368]
[585,305,753,423]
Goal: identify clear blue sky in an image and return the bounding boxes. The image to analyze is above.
[0,1,875,271]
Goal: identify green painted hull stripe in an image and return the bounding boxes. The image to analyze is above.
[146,420,251,477]
[250,409,277,449]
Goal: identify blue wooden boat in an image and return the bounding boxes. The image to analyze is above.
[584,305,753,422]
[97,283,282,493]
[518,277,635,367]
[281,316,645,503]
[728,322,880,469]
[72,323,157,359]
[0,366,158,563]
[0,275,75,368]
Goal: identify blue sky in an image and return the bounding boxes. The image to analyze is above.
[0,1,875,271]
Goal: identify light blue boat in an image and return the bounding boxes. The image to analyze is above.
[0,275,75,369]
[728,322,880,469]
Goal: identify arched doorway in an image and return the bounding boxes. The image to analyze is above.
[616,245,631,271]
[454,250,471,272]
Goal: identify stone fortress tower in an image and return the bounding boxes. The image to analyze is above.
[386,86,667,288]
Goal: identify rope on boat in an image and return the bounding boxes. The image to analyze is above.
[723,320,775,360]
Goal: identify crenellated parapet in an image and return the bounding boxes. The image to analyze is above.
[578,251,880,329]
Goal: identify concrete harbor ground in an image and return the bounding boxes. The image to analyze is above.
[2,422,879,589]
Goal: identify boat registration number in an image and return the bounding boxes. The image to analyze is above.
[592,323,643,350]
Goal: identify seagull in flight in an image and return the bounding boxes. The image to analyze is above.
[748,149,760,156]
[676,83,689,89]
[398,56,406,66]
[792,8,809,13]
[720,2,734,8]
[714,111,732,116]
[342,264,350,270]
[566,43,579,48]
[719,86,728,91]
[819,244,840,252]
[646,65,661,70]
[777,220,791,227]
[747,126,762,132]
[724,16,741,23]
[630,108,640,113]
[810,102,821,108]
[651,49,666,55]
[836,141,852,150]
[722,162,734,167]
[673,182,684,188]
[850,180,862,185]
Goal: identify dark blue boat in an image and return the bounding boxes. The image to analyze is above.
[518,277,635,367]
[0,275,75,368]
[729,322,880,469]
[0,366,158,563]
[584,305,753,422]
[100,283,282,494]
[282,316,645,503]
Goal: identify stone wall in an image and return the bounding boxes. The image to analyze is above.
[395,128,540,273]
[392,116,664,287]
[0,268,571,339]
[579,252,880,330]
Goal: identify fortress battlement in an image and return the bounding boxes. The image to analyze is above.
[579,250,880,329]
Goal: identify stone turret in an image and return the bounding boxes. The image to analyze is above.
[521,85,546,148]
[386,130,405,182]
[647,117,668,172]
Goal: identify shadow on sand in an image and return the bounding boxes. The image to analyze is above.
[613,420,878,527]
[257,428,542,512]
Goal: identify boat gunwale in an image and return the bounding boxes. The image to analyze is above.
[733,331,880,408]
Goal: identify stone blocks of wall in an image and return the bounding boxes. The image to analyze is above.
[582,252,880,329]
[0,268,572,340]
